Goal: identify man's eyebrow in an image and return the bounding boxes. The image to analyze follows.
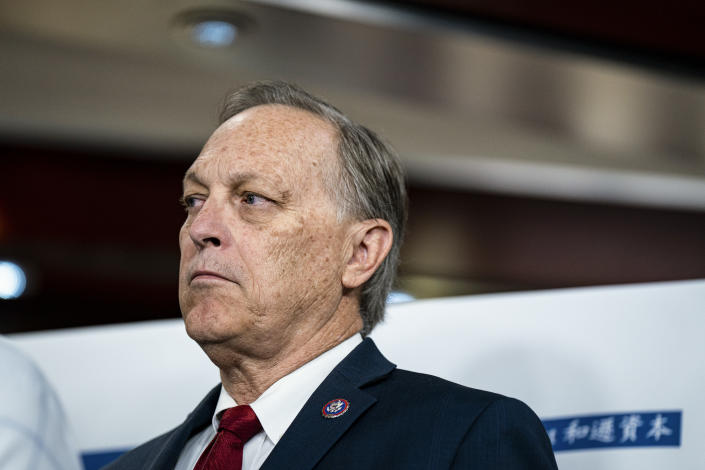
[225,171,261,186]
[182,171,205,188]
[183,171,282,193]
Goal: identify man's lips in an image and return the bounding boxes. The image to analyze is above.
[190,270,233,283]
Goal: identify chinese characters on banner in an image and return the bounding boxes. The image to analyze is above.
[542,411,681,452]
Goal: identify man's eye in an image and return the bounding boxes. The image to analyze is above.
[180,196,204,210]
[242,193,268,206]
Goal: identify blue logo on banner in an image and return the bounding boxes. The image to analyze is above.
[81,449,129,470]
[542,410,681,452]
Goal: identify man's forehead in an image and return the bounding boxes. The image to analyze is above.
[219,104,337,141]
[185,104,339,185]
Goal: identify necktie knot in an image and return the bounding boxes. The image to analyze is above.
[194,405,262,470]
[218,405,262,443]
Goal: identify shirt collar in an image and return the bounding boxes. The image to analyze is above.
[211,334,362,444]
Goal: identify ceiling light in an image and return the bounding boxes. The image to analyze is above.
[173,9,253,50]
[0,261,26,299]
[192,20,238,48]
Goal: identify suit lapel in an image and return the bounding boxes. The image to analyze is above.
[144,385,220,470]
[261,339,395,470]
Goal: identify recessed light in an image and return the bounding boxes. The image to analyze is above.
[192,20,238,48]
[173,9,254,50]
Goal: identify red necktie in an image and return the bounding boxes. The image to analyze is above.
[194,405,262,470]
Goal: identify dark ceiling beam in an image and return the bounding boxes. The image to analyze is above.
[382,0,705,75]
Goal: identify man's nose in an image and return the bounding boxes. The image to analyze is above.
[188,200,231,249]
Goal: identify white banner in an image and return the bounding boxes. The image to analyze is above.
[8,279,705,469]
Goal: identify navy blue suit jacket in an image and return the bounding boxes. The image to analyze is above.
[104,338,557,469]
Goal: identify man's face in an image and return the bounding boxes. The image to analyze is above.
[178,104,351,358]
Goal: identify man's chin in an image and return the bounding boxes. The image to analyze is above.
[184,318,230,345]
[182,308,223,340]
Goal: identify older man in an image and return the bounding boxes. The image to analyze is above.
[105,81,557,470]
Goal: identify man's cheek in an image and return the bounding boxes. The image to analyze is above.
[261,225,306,262]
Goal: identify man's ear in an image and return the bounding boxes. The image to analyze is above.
[342,219,393,289]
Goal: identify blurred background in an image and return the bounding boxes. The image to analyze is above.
[1,0,704,334]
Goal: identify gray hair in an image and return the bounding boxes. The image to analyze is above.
[219,81,407,336]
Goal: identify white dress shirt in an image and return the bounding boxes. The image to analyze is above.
[0,336,82,470]
[175,334,362,470]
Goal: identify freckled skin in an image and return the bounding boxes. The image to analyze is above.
[178,105,368,403]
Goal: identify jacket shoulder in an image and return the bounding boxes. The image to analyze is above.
[378,367,506,411]
[452,393,558,469]
[382,369,557,468]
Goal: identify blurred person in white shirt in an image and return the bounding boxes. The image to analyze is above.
[0,336,82,470]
